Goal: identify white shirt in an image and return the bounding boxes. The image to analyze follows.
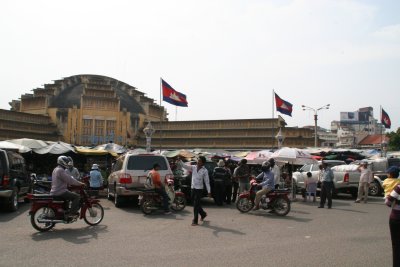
[271,165,281,185]
[359,166,373,183]
[178,161,211,193]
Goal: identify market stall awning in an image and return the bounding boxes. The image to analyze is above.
[33,141,76,154]
[7,138,48,149]
[75,147,118,157]
[0,141,31,153]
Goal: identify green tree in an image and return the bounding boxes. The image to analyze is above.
[387,128,400,151]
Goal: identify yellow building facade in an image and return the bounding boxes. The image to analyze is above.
[10,74,166,145]
[8,74,316,149]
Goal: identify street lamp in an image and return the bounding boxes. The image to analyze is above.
[301,104,330,147]
[143,121,155,152]
[275,128,284,149]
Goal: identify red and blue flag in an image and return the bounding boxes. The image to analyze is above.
[381,108,391,129]
[162,79,188,107]
[275,93,293,117]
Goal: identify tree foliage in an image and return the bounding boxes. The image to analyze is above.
[387,128,400,151]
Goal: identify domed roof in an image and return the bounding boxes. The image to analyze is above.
[49,74,145,115]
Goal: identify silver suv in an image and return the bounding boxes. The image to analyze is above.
[292,160,346,192]
[107,152,173,207]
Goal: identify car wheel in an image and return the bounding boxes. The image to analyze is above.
[107,187,113,201]
[114,192,123,208]
[6,188,18,212]
[369,181,382,197]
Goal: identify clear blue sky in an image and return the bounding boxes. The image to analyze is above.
[0,0,399,131]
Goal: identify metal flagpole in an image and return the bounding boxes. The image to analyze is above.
[159,78,163,151]
[175,106,178,121]
[380,105,383,157]
[272,89,275,149]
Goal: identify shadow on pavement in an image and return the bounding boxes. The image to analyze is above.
[201,221,246,237]
[31,225,108,244]
[243,211,313,223]
[0,202,30,222]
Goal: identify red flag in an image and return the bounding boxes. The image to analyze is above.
[162,79,188,107]
[381,108,391,129]
[275,93,293,117]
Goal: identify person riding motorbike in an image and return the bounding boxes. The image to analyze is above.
[148,163,171,214]
[50,156,85,218]
[253,162,275,210]
[65,156,81,181]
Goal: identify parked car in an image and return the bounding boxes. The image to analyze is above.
[361,157,400,196]
[0,149,31,211]
[292,160,346,192]
[175,160,217,202]
[107,152,174,207]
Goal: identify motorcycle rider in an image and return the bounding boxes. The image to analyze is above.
[50,156,85,218]
[65,157,81,181]
[148,163,171,214]
[253,162,274,210]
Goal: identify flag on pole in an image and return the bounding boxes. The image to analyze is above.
[381,108,391,129]
[161,79,188,107]
[275,93,293,117]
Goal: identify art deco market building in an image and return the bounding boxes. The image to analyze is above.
[2,74,315,149]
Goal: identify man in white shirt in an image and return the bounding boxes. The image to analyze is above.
[178,156,211,226]
[268,158,281,189]
[355,161,373,203]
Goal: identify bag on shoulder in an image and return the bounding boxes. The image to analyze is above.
[144,173,154,189]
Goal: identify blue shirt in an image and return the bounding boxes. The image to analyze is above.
[89,169,103,188]
[321,167,334,182]
[256,171,275,190]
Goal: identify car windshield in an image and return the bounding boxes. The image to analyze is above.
[127,156,168,171]
[299,164,312,172]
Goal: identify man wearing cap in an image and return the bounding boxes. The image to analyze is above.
[355,161,373,203]
[89,163,103,197]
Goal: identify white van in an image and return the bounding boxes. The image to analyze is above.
[107,152,173,207]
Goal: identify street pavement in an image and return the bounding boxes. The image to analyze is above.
[0,194,392,267]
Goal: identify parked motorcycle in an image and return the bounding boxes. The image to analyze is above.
[138,178,186,215]
[236,179,291,216]
[30,173,51,194]
[27,185,104,232]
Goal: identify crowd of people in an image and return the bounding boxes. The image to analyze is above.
[45,154,400,266]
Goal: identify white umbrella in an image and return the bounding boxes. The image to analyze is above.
[0,141,31,153]
[271,147,316,165]
[7,138,48,149]
[245,150,273,164]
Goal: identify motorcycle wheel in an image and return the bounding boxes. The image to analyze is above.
[170,195,186,211]
[83,203,104,226]
[273,197,291,216]
[236,198,254,213]
[30,207,56,232]
[140,199,154,215]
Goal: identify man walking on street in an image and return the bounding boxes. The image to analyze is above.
[355,161,373,203]
[234,159,250,194]
[178,156,211,226]
[318,161,334,209]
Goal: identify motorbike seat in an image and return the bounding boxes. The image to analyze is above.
[31,194,64,201]
[274,189,290,193]
[136,188,157,193]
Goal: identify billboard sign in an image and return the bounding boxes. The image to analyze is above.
[340,112,359,121]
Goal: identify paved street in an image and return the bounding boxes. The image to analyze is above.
[0,194,392,267]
